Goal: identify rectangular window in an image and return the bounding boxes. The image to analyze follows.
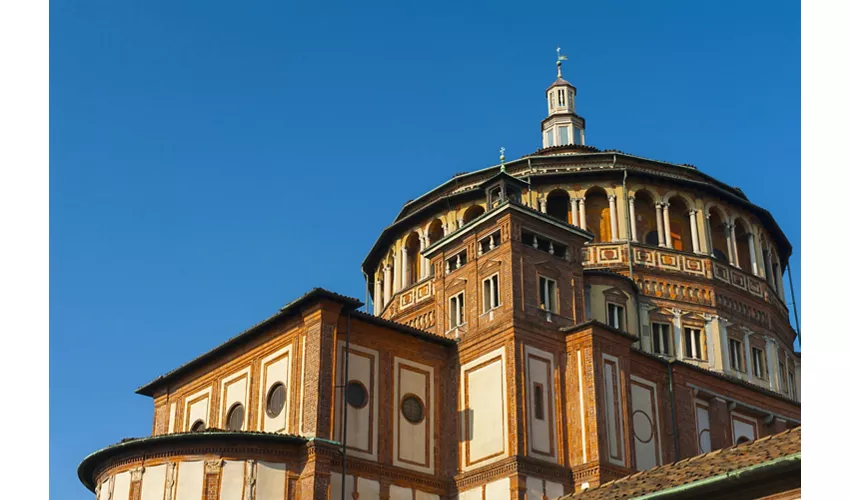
[482,274,500,313]
[752,348,766,379]
[684,327,704,360]
[607,303,625,330]
[533,383,544,420]
[729,339,744,372]
[538,276,558,314]
[652,323,672,356]
[568,91,574,111]
[449,292,465,330]
[546,129,554,148]
[788,370,796,400]
[558,127,569,146]
[778,361,787,392]
[573,127,581,145]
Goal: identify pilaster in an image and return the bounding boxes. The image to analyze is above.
[300,299,343,439]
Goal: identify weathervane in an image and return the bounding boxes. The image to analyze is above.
[556,46,568,78]
[500,147,506,172]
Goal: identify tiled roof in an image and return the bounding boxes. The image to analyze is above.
[558,427,801,500]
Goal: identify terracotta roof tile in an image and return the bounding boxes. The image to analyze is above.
[558,427,800,499]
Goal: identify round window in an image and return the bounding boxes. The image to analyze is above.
[345,381,368,409]
[190,419,206,432]
[266,382,287,418]
[401,394,425,424]
[226,403,245,431]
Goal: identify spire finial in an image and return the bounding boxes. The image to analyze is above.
[556,46,568,79]
[499,147,506,172]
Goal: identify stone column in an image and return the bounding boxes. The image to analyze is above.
[540,197,548,214]
[662,203,672,248]
[655,202,665,247]
[747,233,758,275]
[764,337,779,391]
[374,279,383,315]
[703,315,716,368]
[764,251,775,290]
[717,317,731,374]
[725,223,736,267]
[639,303,652,352]
[422,234,430,277]
[393,249,401,291]
[730,224,740,268]
[579,197,587,230]
[382,267,391,308]
[704,213,714,255]
[775,267,786,302]
[672,309,684,360]
[743,330,753,382]
[401,247,410,288]
[570,198,579,226]
[688,209,700,253]
[608,195,619,241]
[628,196,638,241]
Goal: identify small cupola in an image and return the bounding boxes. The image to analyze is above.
[541,48,586,148]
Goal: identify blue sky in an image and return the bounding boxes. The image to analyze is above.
[50,1,799,497]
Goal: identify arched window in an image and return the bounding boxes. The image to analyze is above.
[708,207,728,260]
[633,190,658,244]
[265,382,287,418]
[546,189,571,223]
[667,196,693,252]
[584,188,611,242]
[404,232,421,285]
[190,419,206,432]
[427,219,444,244]
[733,219,753,274]
[226,403,245,431]
[462,205,485,226]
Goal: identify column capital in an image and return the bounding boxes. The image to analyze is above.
[608,194,617,202]
[578,197,586,203]
[130,466,146,482]
[204,460,223,474]
[688,208,699,216]
[639,302,654,312]
[628,195,635,202]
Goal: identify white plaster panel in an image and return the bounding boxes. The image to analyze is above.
[458,486,482,500]
[97,476,112,500]
[140,464,166,500]
[220,367,250,430]
[260,344,292,433]
[358,478,380,500]
[219,460,245,500]
[695,401,711,454]
[525,477,564,500]
[485,478,511,500]
[525,346,556,462]
[394,357,435,474]
[334,342,379,461]
[417,491,440,500]
[256,462,286,499]
[329,473,355,500]
[461,347,508,470]
[731,412,758,443]
[390,485,413,500]
[602,354,625,467]
[167,403,176,433]
[112,471,130,500]
[175,461,203,500]
[630,376,661,471]
[184,387,212,431]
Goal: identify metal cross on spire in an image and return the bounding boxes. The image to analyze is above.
[500,147,506,172]
[556,46,568,79]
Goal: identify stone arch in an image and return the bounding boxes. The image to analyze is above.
[427,218,445,245]
[730,216,754,274]
[633,188,660,245]
[461,204,485,226]
[707,205,729,263]
[662,190,696,210]
[584,186,613,242]
[403,231,422,286]
[546,188,572,224]
[666,195,694,252]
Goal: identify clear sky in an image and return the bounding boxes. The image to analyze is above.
[50,1,800,497]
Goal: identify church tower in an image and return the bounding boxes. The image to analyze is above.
[542,48,586,148]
